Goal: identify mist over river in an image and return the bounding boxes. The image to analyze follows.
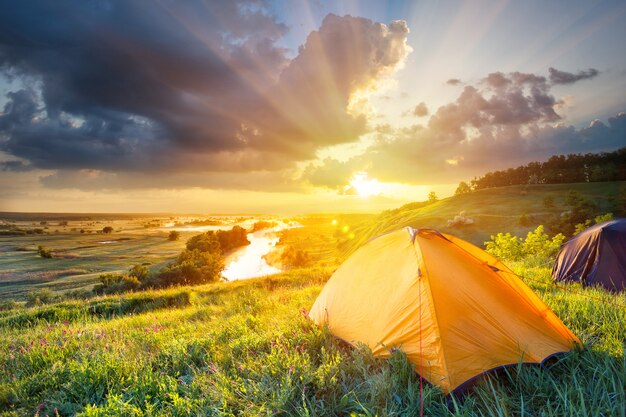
[222,221,300,281]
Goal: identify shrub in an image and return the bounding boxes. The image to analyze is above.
[250,221,277,232]
[216,226,250,253]
[155,249,224,287]
[522,225,565,260]
[485,233,522,261]
[186,232,221,253]
[129,264,149,281]
[485,225,565,262]
[455,181,471,195]
[37,245,52,258]
[25,289,55,306]
[168,230,180,241]
[102,226,114,234]
[186,226,250,254]
[93,273,141,295]
[279,246,311,268]
[594,212,614,224]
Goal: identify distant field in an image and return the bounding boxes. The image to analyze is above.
[0,214,263,302]
[0,192,624,415]
[1,182,622,302]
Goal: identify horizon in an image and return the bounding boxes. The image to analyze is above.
[1,0,625,213]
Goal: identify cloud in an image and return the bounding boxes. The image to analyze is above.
[303,70,623,188]
[412,102,429,117]
[549,67,599,85]
[0,160,32,172]
[0,3,411,189]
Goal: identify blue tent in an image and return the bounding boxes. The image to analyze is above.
[552,219,626,292]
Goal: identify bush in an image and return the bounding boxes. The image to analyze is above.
[37,245,52,258]
[155,249,224,287]
[186,226,250,255]
[168,230,180,241]
[186,232,221,253]
[25,289,55,306]
[102,226,114,234]
[485,225,565,263]
[217,226,250,253]
[129,264,149,281]
[594,212,614,224]
[279,247,311,268]
[455,181,471,195]
[485,233,522,261]
[250,221,277,232]
[93,273,141,295]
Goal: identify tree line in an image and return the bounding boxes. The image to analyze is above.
[94,226,250,294]
[456,147,626,194]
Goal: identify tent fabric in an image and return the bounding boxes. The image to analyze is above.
[309,227,579,394]
[552,219,626,292]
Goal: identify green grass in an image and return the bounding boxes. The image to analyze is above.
[0,260,624,416]
[0,228,188,302]
[0,202,624,416]
[348,181,625,250]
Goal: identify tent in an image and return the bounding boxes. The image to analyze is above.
[552,219,626,292]
[309,227,579,394]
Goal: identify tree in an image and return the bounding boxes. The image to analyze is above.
[102,226,114,234]
[455,181,471,195]
[217,226,250,253]
[186,232,221,253]
[168,230,180,241]
[428,191,438,203]
[129,264,149,281]
[157,249,224,286]
[37,245,52,258]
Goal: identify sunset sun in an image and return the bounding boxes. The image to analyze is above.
[348,171,383,197]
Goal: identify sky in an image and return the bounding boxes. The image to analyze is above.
[0,0,625,214]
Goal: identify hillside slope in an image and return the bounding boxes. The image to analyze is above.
[0,262,624,416]
[349,181,625,250]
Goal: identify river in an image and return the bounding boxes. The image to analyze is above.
[222,221,300,281]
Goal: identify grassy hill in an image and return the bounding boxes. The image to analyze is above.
[0,183,625,416]
[1,232,625,415]
[347,181,625,251]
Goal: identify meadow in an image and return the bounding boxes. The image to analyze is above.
[0,184,625,416]
[0,259,624,416]
[0,214,267,302]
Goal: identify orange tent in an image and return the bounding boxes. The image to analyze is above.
[309,227,580,393]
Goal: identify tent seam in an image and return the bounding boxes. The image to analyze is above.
[410,230,453,392]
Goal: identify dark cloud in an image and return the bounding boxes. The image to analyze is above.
[38,168,303,192]
[412,102,428,117]
[549,67,599,85]
[304,71,623,188]
[446,78,462,86]
[0,2,411,186]
[0,160,32,172]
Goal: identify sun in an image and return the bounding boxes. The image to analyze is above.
[348,171,383,197]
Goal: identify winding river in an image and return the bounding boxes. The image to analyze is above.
[222,222,300,281]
